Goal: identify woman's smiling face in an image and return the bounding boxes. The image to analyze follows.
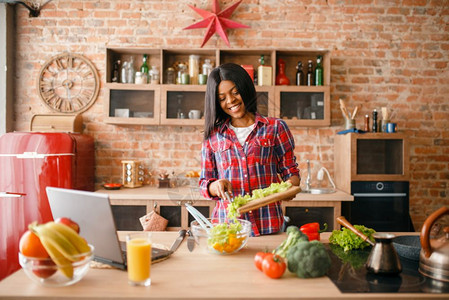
[218,80,246,120]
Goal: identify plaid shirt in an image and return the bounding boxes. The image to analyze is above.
[199,113,300,236]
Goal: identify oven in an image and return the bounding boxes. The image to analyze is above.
[342,181,414,232]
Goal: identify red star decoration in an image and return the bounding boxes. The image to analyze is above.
[183,0,250,47]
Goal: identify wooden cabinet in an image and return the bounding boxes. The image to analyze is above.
[97,186,215,231]
[334,133,410,194]
[104,48,331,127]
[97,186,352,231]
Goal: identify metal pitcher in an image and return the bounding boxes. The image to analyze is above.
[365,232,402,275]
[337,216,402,275]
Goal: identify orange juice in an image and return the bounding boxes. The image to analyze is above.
[126,235,151,286]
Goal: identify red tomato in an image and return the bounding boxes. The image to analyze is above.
[262,254,286,279]
[254,251,270,271]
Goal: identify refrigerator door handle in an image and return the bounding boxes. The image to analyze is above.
[0,192,24,198]
[0,152,75,158]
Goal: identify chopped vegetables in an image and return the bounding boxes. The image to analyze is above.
[329,225,376,252]
[227,182,292,220]
[207,222,245,254]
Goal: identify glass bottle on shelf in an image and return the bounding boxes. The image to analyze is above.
[295,61,304,86]
[120,61,128,83]
[315,55,323,86]
[176,94,185,119]
[189,55,200,85]
[202,59,213,75]
[257,55,272,86]
[275,58,290,85]
[177,63,189,85]
[150,66,160,84]
[112,60,120,83]
[140,54,150,83]
[296,99,302,119]
[127,56,135,84]
[166,67,175,84]
[306,60,313,86]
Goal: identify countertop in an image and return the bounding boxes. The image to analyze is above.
[96,185,354,202]
[0,232,445,300]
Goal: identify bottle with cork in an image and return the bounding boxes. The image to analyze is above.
[257,55,272,86]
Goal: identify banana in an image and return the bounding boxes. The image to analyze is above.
[38,234,74,278]
[30,222,80,262]
[48,222,90,254]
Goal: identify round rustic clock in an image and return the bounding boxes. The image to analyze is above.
[38,52,100,114]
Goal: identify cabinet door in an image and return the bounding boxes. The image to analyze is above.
[111,205,147,231]
[160,85,206,125]
[274,86,330,127]
[155,201,183,230]
[105,85,161,125]
[284,206,334,231]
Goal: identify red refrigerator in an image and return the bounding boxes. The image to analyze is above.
[0,132,95,280]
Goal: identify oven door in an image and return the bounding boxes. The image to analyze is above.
[343,181,413,232]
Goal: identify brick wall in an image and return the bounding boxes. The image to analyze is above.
[11,0,449,230]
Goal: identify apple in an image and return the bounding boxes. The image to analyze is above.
[55,217,80,233]
[32,259,57,278]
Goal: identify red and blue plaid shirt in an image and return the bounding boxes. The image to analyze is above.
[199,113,300,236]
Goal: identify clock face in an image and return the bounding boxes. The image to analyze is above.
[38,53,100,114]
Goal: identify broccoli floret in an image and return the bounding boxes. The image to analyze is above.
[286,240,331,278]
[273,226,309,258]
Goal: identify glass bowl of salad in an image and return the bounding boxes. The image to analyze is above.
[190,218,252,255]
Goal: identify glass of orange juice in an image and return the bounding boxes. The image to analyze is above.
[126,232,152,286]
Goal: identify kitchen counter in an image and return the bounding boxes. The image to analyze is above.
[96,185,353,202]
[0,232,445,300]
[96,186,353,230]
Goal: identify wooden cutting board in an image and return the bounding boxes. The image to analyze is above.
[237,186,301,214]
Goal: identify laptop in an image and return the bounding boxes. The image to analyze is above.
[46,187,173,270]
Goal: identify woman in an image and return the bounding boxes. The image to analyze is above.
[199,63,300,236]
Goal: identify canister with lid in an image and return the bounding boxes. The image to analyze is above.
[189,55,200,85]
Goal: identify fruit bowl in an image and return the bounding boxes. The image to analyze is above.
[190,218,251,255]
[19,244,94,287]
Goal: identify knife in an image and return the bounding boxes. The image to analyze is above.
[187,230,195,252]
[169,229,186,253]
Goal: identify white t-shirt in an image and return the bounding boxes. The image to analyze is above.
[229,123,255,146]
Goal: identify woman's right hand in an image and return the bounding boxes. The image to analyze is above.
[209,179,233,200]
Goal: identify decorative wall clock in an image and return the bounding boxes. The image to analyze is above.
[38,52,100,114]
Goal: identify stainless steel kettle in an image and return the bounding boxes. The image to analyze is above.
[419,206,449,282]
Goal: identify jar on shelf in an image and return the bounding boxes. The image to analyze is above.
[176,63,187,85]
[149,66,160,84]
[135,72,146,85]
[202,59,213,75]
[189,55,200,85]
[165,67,175,84]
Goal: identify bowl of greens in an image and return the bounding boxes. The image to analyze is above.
[190,218,251,255]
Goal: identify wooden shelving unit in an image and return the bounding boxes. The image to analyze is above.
[104,48,331,127]
[334,132,410,194]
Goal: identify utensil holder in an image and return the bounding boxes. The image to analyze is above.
[344,118,355,130]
